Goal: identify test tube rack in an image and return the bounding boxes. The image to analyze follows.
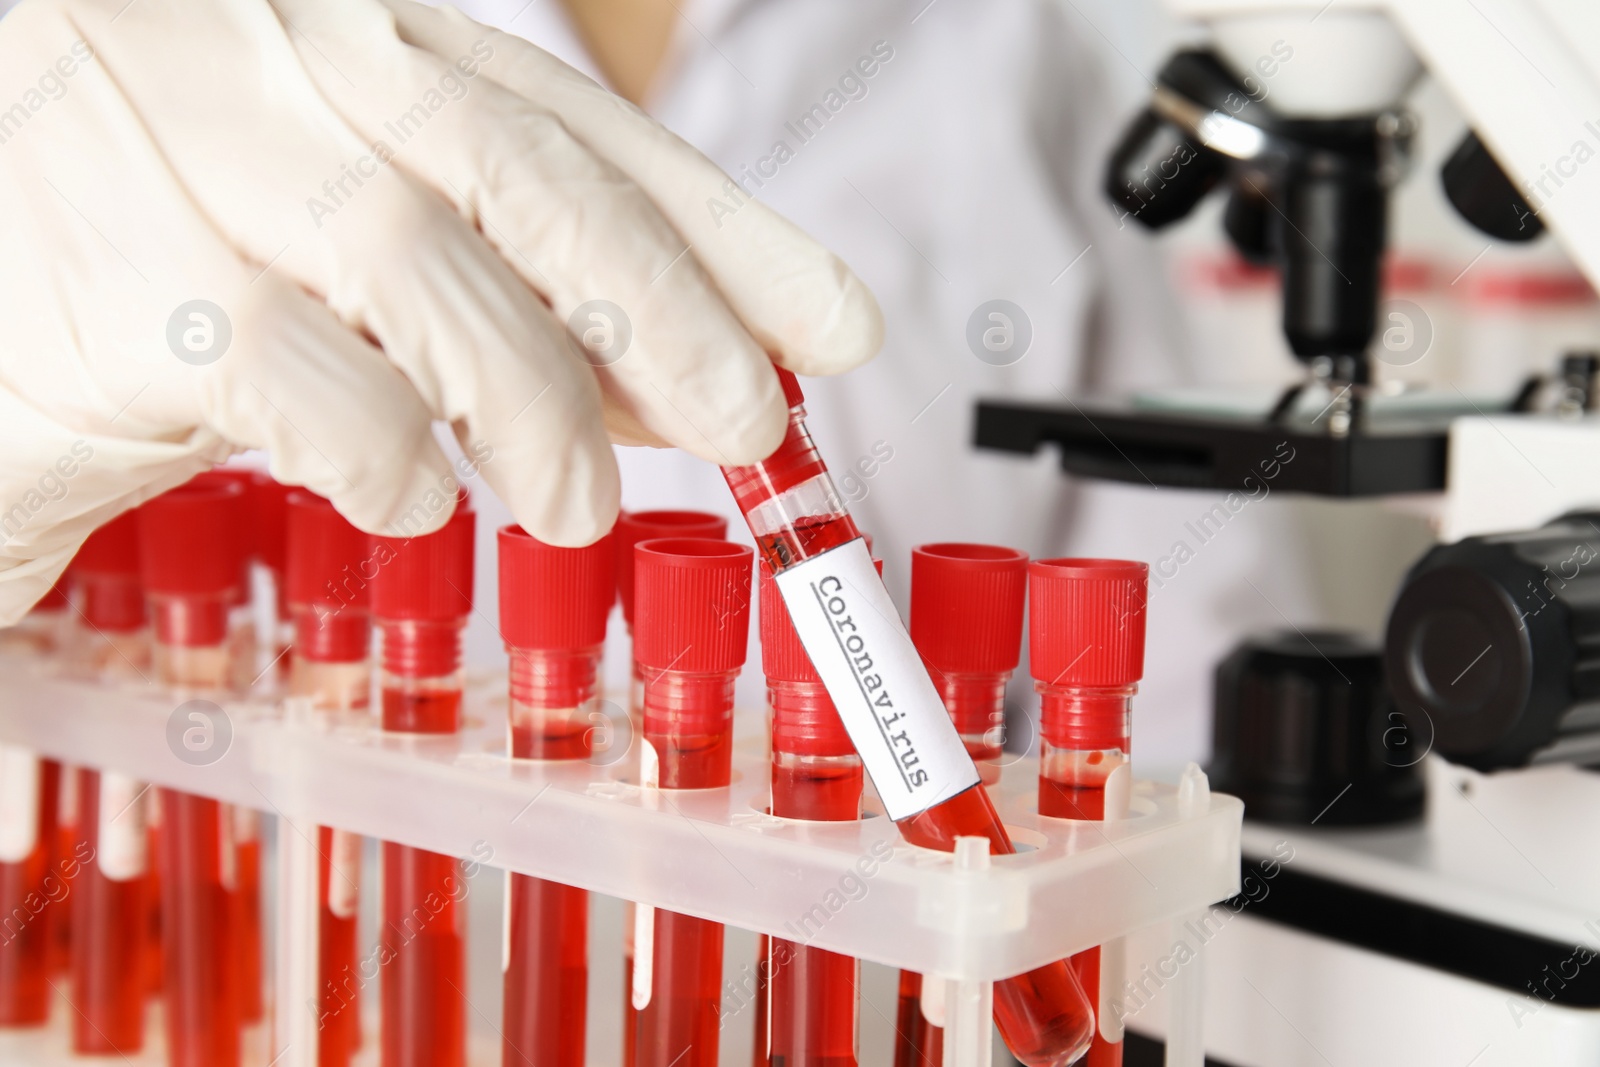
[0,655,1242,1067]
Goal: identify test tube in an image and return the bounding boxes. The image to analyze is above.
[497,524,614,1067]
[0,732,60,1027]
[893,972,942,1067]
[612,508,726,1061]
[759,561,863,1066]
[286,491,375,1066]
[51,765,75,979]
[139,475,248,1067]
[369,503,475,1067]
[69,510,149,677]
[722,370,1094,1067]
[66,511,152,1054]
[894,542,1031,1063]
[630,538,753,1067]
[1031,558,1148,1067]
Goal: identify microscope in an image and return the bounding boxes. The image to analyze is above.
[974,5,1600,1065]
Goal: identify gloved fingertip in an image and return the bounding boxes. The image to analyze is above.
[772,263,886,378]
[503,438,621,549]
[703,368,788,467]
[323,454,459,538]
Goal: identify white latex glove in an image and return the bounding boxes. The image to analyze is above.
[0,0,881,624]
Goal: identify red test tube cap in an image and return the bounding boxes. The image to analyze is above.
[32,577,69,613]
[286,491,372,662]
[137,475,248,600]
[614,510,728,625]
[759,562,817,684]
[368,505,476,623]
[72,510,142,581]
[911,543,1029,675]
[253,475,292,576]
[71,509,144,631]
[1029,558,1149,687]
[285,492,370,610]
[205,469,262,560]
[634,538,753,673]
[498,525,614,651]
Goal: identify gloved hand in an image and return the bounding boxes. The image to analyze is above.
[0,0,881,624]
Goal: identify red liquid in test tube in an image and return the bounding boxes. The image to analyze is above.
[368,503,476,1067]
[0,575,70,1025]
[893,972,943,1067]
[139,475,248,1067]
[629,539,753,1067]
[896,542,1032,1063]
[722,370,1094,1067]
[1031,558,1148,1067]
[66,510,152,1054]
[0,744,60,1026]
[286,491,376,1066]
[759,561,864,1067]
[612,509,727,1060]
[51,765,76,978]
[496,523,615,1067]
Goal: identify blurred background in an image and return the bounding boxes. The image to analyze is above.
[9,0,1590,1060]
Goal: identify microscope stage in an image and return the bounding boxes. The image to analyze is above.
[972,389,1487,496]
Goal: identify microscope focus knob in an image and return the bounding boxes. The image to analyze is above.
[1441,130,1544,243]
[1384,515,1600,770]
[1209,631,1423,826]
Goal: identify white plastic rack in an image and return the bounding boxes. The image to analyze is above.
[0,655,1241,1067]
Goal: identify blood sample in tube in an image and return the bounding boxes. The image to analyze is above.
[613,509,727,1055]
[895,541,1031,1062]
[65,510,152,1053]
[760,562,863,1067]
[139,475,249,1067]
[630,539,753,1067]
[1032,558,1148,1067]
[498,524,614,1067]
[369,503,476,1067]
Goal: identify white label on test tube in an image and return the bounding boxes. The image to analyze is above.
[98,773,149,881]
[631,903,655,1011]
[631,739,660,1011]
[775,538,981,822]
[0,746,38,863]
[0,748,38,863]
[328,829,361,919]
[234,805,260,845]
[502,868,513,975]
[219,802,238,890]
[59,765,78,829]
